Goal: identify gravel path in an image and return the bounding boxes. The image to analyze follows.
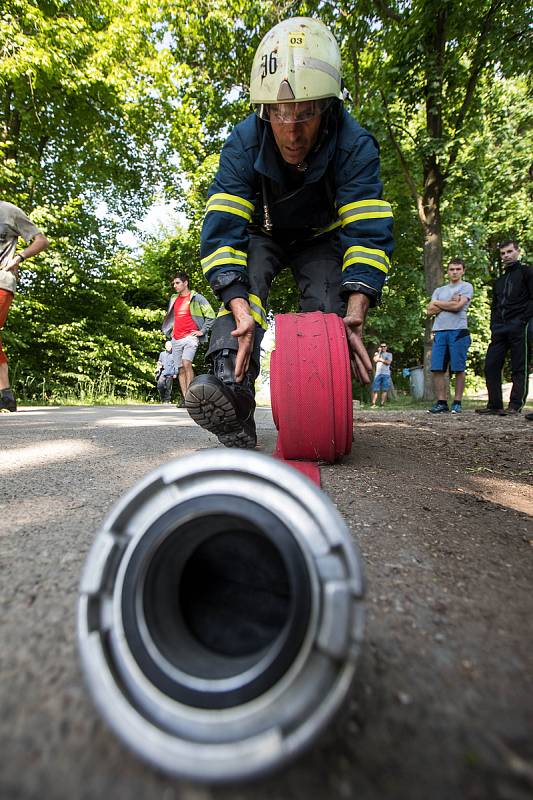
[1,405,532,800]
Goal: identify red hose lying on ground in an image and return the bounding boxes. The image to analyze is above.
[270,311,353,485]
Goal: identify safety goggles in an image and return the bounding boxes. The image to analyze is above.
[255,98,333,123]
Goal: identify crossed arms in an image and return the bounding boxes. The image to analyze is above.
[426,293,469,317]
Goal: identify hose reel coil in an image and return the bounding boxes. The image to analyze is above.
[78,449,365,782]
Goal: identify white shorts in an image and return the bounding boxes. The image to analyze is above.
[172,334,199,367]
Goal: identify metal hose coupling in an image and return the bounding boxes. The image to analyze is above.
[77,449,365,783]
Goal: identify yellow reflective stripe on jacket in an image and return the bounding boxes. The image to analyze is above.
[248,294,268,330]
[342,246,391,274]
[216,293,268,331]
[206,193,254,222]
[201,246,247,275]
[338,199,393,227]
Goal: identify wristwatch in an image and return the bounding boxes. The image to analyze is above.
[17,253,26,262]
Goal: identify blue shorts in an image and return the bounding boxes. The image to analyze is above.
[373,373,391,392]
[431,329,471,373]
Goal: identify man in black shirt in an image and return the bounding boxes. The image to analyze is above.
[476,240,533,416]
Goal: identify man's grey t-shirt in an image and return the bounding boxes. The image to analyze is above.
[375,351,392,376]
[431,281,473,331]
[0,201,42,294]
[158,350,176,377]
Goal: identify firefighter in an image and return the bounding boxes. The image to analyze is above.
[186,17,394,447]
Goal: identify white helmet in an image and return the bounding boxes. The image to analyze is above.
[250,17,343,122]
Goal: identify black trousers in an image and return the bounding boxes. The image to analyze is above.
[484,319,532,410]
[206,232,345,371]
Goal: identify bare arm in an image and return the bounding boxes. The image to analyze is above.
[433,294,469,311]
[6,233,49,272]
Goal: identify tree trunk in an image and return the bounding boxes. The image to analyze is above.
[421,159,444,399]
[419,7,447,399]
[423,316,434,400]
[2,85,20,192]
[421,219,444,396]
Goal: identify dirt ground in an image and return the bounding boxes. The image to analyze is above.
[315,409,533,800]
[1,405,532,800]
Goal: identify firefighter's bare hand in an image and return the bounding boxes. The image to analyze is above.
[229,298,255,383]
[343,292,373,385]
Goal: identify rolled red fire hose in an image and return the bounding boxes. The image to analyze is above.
[270,312,353,484]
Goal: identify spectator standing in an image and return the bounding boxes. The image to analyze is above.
[371,343,393,407]
[156,340,177,403]
[0,201,49,412]
[161,272,216,406]
[427,258,473,414]
[475,240,533,416]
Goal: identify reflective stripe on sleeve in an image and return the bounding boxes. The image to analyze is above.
[217,293,268,331]
[201,246,247,275]
[206,193,254,221]
[248,294,268,330]
[342,246,390,274]
[338,199,393,227]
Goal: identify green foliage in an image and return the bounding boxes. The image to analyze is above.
[1,1,531,403]
[3,199,168,401]
[329,0,532,380]
[1,0,181,216]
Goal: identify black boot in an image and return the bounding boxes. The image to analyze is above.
[0,389,17,413]
[185,350,257,448]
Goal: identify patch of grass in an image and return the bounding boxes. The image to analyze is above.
[14,368,156,406]
[45,395,153,406]
[357,393,533,412]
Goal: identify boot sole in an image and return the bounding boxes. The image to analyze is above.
[185,380,256,449]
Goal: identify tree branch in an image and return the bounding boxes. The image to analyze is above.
[2,82,14,144]
[387,121,418,147]
[371,0,402,24]
[379,90,424,224]
[37,135,49,162]
[446,0,503,175]
[348,42,361,109]
[5,109,20,162]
